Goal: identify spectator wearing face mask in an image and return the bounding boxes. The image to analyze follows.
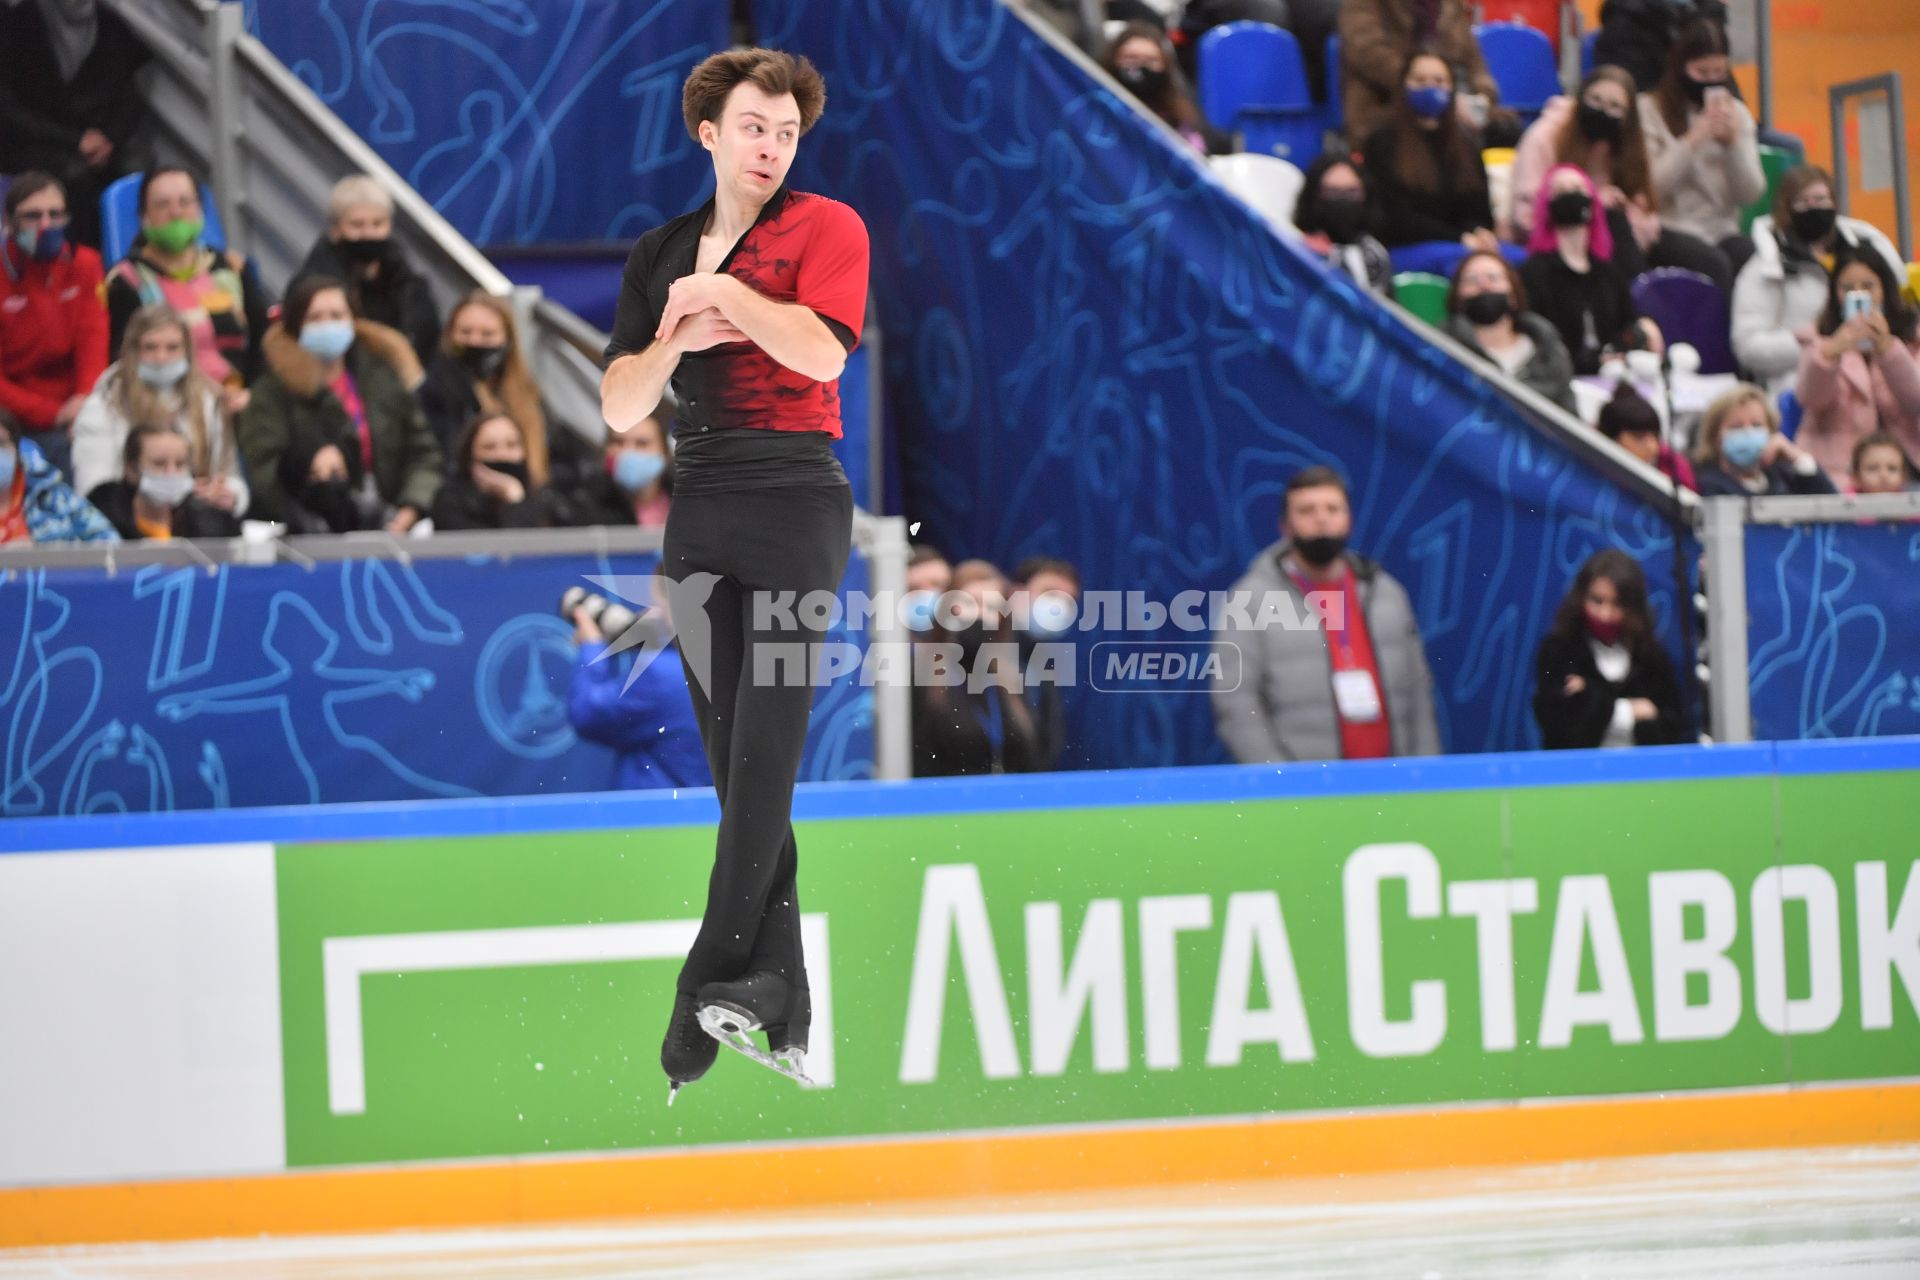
[1509,68,1660,278]
[106,167,273,415]
[907,543,953,595]
[1293,155,1394,300]
[1733,165,1908,399]
[0,0,150,250]
[1340,0,1503,148]
[273,439,383,535]
[575,408,674,528]
[1851,433,1915,496]
[238,275,442,532]
[71,304,248,514]
[1444,250,1578,414]
[1101,21,1230,155]
[1637,20,1764,289]
[1591,0,1729,104]
[1794,249,1920,488]
[1596,382,1695,491]
[1210,465,1440,762]
[1533,548,1687,750]
[0,172,107,481]
[417,291,594,492]
[85,423,240,541]
[912,560,1048,777]
[0,409,116,544]
[1362,52,1501,269]
[291,176,440,366]
[1521,165,1663,376]
[1011,554,1082,772]
[430,411,574,531]
[1693,383,1834,497]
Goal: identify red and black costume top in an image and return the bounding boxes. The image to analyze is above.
[605,186,869,493]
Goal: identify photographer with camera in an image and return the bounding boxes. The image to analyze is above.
[565,579,710,791]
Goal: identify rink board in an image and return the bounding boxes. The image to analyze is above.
[2,740,1918,1244]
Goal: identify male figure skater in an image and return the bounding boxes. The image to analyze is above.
[599,48,869,1101]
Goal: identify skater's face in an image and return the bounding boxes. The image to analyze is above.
[701,83,801,206]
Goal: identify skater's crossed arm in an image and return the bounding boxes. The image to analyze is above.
[653,272,848,384]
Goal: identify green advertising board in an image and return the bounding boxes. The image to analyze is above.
[273,761,1920,1170]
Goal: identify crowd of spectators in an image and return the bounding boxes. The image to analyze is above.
[0,165,677,549]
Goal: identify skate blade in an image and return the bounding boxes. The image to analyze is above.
[698,1008,816,1087]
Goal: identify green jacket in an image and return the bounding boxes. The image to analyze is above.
[238,320,442,522]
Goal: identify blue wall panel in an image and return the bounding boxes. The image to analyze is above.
[245,0,729,243]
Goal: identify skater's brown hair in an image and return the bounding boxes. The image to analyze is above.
[682,48,826,141]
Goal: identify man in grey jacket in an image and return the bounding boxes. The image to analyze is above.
[1210,467,1442,762]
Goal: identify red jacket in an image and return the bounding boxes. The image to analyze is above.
[0,241,109,432]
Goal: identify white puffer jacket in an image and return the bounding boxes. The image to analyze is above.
[1731,214,1906,398]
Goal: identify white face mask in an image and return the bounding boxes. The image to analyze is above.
[138,470,195,508]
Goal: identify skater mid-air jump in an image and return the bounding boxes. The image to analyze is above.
[599,48,869,1102]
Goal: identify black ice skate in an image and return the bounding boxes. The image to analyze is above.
[696,972,815,1088]
[661,990,718,1106]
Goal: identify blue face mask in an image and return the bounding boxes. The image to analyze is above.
[1406,85,1453,120]
[612,449,666,492]
[298,320,356,362]
[137,358,191,388]
[14,223,67,263]
[0,448,15,490]
[1721,425,1770,469]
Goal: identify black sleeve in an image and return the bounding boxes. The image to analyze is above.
[236,256,275,385]
[603,236,660,362]
[106,273,139,360]
[429,477,491,531]
[1631,647,1691,746]
[401,272,441,367]
[1533,635,1616,750]
[1779,460,1839,495]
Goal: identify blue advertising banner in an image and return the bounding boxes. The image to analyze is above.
[244,0,729,243]
[1746,520,1920,740]
[758,0,1695,767]
[0,551,874,818]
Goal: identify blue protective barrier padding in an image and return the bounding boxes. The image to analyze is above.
[9,737,1915,855]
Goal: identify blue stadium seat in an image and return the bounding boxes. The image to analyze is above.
[1477,22,1561,121]
[1198,21,1323,165]
[100,173,229,266]
[1630,268,1737,375]
[1323,32,1343,135]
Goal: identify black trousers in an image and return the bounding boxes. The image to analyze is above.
[660,481,853,1009]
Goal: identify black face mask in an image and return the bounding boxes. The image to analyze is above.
[1548,191,1595,228]
[340,236,390,265]
[1293,534,1348,567]
[1789,206,1837,246]
[1461,291,1512,326]
[481,458,532,489]
[304,478,361,533]
[457,344,507,379]
[1314,197,1370,244]
[1116,64,1171,100]
[1576,102,1623,145]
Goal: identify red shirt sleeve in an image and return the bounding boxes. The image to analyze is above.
[68,249,109,394]
[795,199,869,350]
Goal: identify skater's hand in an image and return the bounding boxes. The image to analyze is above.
[655,274,740,345]
[665,307,749,355]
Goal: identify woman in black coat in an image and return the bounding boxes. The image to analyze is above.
[1534,548,1688,749]
[430,411,573,531]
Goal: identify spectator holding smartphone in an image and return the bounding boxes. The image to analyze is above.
[1794,248,1920,488]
